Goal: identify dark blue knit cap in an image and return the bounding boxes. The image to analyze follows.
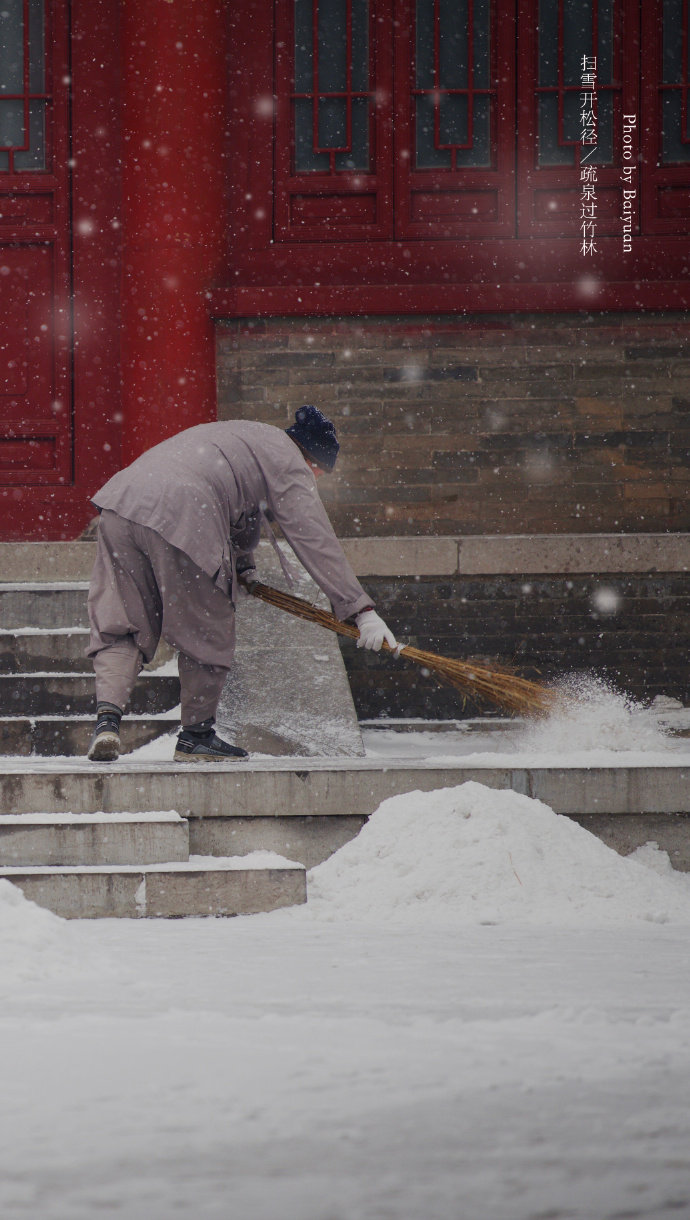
[285,405,340,471]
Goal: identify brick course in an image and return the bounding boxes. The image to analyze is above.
[339,573,690,719]
[216,312,690,537]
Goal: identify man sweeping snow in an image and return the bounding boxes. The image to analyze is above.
[86,407,397,762]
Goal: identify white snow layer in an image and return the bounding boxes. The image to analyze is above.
[0,879,102,985]
[306,782,690,927]
[1,784,690,1218]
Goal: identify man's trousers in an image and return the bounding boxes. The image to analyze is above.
[87,510,235,727]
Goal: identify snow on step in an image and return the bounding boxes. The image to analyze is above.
[1,852,306,919]
[0,810,189,867]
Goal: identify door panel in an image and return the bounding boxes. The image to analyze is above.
[516,0,639,239]
[641,0,690,232]
[0,0,72,489]
[274,0,394,241]
[394,0,517,239]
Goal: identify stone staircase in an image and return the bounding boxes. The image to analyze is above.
[0,810,305,918]
[0,581,179,757]
[3,542,690,918]
[0,569,309,918]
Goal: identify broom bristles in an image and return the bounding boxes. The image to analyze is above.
[249,582,555,717]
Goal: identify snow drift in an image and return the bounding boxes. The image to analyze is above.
[0,878,108,987]
[308,782,690,927]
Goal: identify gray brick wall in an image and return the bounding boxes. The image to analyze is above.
[216,312,690,538]
[339,573,690,719]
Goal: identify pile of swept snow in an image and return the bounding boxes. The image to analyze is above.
[519,675,678,756]
[0,880,91,986]
[307,782,690,927]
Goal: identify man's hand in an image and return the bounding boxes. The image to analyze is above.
[237,568,258,599]
[355,608,398,652]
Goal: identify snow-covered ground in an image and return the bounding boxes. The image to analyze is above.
[2,680,690,1218]
[2,777,690,1218]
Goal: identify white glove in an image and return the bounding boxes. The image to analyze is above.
[355,608,398,652]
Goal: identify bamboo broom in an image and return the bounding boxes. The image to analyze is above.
[248,581,556,717]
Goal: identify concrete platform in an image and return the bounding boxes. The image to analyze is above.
[0,811,189,867]
[1,854,307,918]
[2,757,689,869]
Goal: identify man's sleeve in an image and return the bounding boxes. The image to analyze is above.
[267,465,372,621]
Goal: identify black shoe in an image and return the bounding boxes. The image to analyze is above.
[87,705,122,762]
[174,728,249,763]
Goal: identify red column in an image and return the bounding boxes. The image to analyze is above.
[120,0,227,462]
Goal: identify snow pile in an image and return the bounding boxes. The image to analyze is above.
[308,782,690,927]
[0,879,95,986]
[519,674,674,755]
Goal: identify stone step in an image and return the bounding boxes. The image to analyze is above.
[0,629,175,675]
[0,628,92,673]
[1,853,307,918]
[2,758,690,871]
[0,811,189,867]
[0,716,177,757]
[0,583,90,629]
[0,673,180,716]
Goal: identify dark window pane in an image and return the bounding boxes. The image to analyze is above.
[29,0,44,93]
[14,99,45,169]
[351,0,369,92]
[415,0,434,89]
[597,0,614,84]
[563,89,584,143]
[439,0,468,90]
[663,0,683,83]
[439,93,468,145]
[538,0,559,86]
[294,97,331,171]
[474,0,491,88]
[318,95,347,147]
[0,0,24,95]
[294,0,313,92]
[590,89,613,164]
[416,95,452,168]
[662,91,690,162]
[538,93,576,165]
[562,1,593,85]
[0,98,24,149]
[335,96,370,169]
[318,0,347,92]
[456,94,491,167]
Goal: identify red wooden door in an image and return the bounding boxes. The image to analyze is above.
[0,0,72,492]
[225,0,690,313]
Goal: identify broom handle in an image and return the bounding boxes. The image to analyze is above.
[248,581,404,655]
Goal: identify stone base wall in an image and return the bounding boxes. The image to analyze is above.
[216,311,690,538]
[339,573,690,719]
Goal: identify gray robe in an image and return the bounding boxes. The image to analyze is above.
[92,420,371,621]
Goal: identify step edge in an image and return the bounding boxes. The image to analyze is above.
[0,853,304,874]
